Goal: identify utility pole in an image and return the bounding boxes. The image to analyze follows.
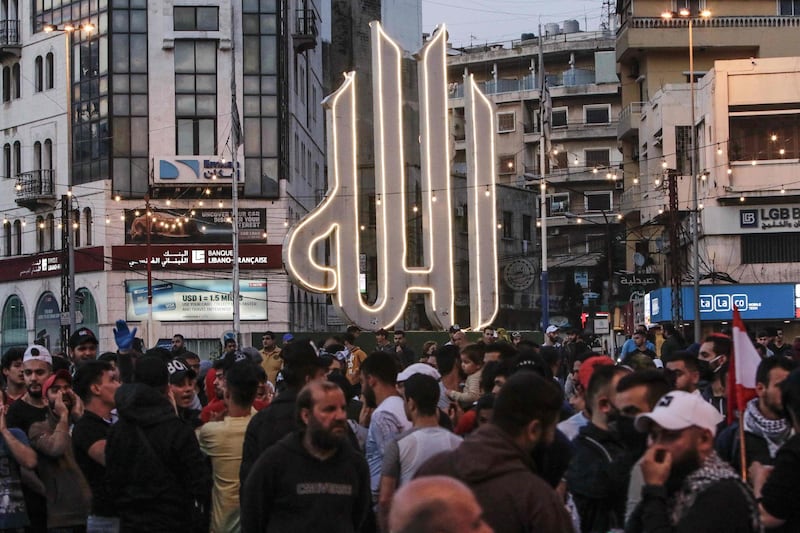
[667,169,683,330]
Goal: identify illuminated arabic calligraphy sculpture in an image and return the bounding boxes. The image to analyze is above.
[284,23,498,330]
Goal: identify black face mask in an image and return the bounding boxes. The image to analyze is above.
[612,415,648,456]
[696,359,714,383]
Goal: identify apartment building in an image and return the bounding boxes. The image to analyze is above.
[447,22,624,328]
[0,0,326,356]
[616,0,800,330]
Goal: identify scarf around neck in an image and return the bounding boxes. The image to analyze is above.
[743,397,791,458]
[670,451,758,530]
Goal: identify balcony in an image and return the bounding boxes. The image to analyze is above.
[617,16,800,61]
[549,120,619,141]
[15,169,57,209]
[448,69,615,100]
[0,20,20,60]
[617,102,644,140]
[292,9,317,53]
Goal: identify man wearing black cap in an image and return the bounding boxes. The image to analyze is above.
[69,327,99,365]
[168,358,201,428]
[240,340,328,487]
[105,356,211,533]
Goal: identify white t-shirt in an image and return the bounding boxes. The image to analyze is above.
[366,396,412,497]
[381,426,462,485]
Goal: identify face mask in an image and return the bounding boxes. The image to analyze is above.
[612,415,648,455]
[697,359,714,382]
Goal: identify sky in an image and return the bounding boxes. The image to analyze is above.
[421,0,611,48]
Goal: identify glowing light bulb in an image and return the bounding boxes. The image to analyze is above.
[662,160,668,169]
[727,168,733,175]
[412,205,419,213]
[114,195,121,202]
[740,195,745,202]
[165,200,171,206]
[484,186,490,197]
[633,177,639,185]
[781,186,786,194]
[654,178,661,187]
[771,134,778,142]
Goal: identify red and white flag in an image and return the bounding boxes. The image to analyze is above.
[727,307,761,423]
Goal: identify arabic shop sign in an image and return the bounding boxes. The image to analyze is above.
[124,279,268,322]
[617,273,660,290]
[111,244,283,271]
[124,208,266,244]
[0,247,105,282]
[154,156,241,184]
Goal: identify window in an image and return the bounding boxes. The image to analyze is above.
[585,149,610,168]
[3,143,10,179]
[502,211,513,239]
[84,208,93,246]
[46,214,55,251]
[175,40,217,155]
[72,210,80,247]
[586,233,606,254]
[499,155,516,174]
[675,125,692,174]
[497,111,515,133]
[552,107,568,128]
[12,141,20,176]
[675,0,703,11]
[35,56,43,92]
[3,222,9,256]
[781,0,800,14]
[585,191,613,212]
[173,6,219,31]
[33,141,42,170]
[549,193,569,215]
[45,53,54,89]
[12,220,21,255]
[729,113,800,162]
[44,139,52,169]
[36,217,45,252]
[742,233,800,263]
[522,215,532,242]
[2,66,9,102]
[584,105,610,124]
[11,63,20,99]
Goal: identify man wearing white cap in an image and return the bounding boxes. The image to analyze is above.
[543,326,561,348]
[626,391,760,532]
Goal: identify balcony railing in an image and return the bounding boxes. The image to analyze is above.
[0,19,19,46]
[448,69,599,99]
[292,9,318,52]
[15,169,56,206]
[623,15,800,32]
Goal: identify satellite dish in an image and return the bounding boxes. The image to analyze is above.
[633,253,645,267]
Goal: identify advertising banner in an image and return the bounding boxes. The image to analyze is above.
[124,208,266,244]
[0,247,105,282]
[154,156,241,184]
[124,279,268,321]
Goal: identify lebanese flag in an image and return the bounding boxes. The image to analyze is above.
[726,307,761,424]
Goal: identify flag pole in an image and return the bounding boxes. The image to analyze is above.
[738,405,748,481]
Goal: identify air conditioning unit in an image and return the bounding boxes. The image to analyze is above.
[548,228,561,236]
[455,206,465,217]
[614,181,624,190]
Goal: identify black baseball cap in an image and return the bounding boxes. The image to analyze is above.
[281,341,328,370]
[167,358,197,384]
[69,327,98,349]
[214,350,249,372]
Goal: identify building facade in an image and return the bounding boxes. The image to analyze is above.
[0,0,326,357]
[616,0,800,332]
[446,22,624,330]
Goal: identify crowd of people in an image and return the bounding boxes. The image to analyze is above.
[2,320,800,532]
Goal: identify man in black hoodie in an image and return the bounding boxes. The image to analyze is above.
[105,356,211,533]
[239,340,327,486]
[240,380,370,533]
[415,371,574,533]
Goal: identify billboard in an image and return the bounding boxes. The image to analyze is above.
[124,208,266,244]
[124,279,268,321]
[111,244,282,271]
[154,156,241,184]
[645,283,799,322]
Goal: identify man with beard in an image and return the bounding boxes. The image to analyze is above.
[565,364,632,532]
[240,341,328,485]
[2,347,26,404]
[69,327,99,365]
[614,370,673,522]
[626,391,759,532]
[28,369,91,530]
[6,345,56,531]
[726,356,794,473]
[415,372,574,533]
[240,381,370,532]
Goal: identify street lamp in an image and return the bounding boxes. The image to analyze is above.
[44,21,94,347]
[661,7,710,343]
